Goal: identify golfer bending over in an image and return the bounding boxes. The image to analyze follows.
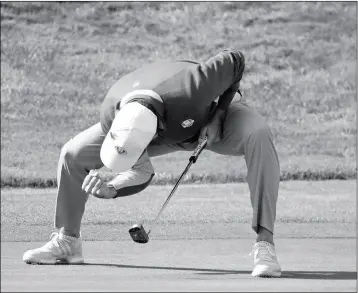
[23,48,281,277]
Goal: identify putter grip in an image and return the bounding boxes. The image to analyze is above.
[189,137,208,163]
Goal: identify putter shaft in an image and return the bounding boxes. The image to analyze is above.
[148,137,208,233]
[150,160,193,230]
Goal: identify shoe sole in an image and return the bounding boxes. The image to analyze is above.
[252,272,282,278]
[24,256,84,265]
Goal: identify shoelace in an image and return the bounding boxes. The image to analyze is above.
[45,232,59,245]
[43,232,60,250]
[43,232,72,255]
[249,242,276,262]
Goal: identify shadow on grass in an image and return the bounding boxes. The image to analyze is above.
[199,270,357,280]
[80,263,356,280]
[280,271,357,280]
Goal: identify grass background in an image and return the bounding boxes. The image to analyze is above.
[1,181,355,241]
[1,1,357,187]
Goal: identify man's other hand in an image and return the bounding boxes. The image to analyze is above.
[199,108,225,146]
[82,169,117,199]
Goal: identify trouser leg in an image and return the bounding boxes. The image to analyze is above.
[208,101,280,234]
[55,123,105,236]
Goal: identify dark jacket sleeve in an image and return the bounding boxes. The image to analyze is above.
[216,48,245,110]
[178,48,242,109]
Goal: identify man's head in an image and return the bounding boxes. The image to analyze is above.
[100,102,157,173]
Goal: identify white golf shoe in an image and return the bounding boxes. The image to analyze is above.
[23,232,84,265]
[251,241,281,277]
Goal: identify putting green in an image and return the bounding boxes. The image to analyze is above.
[1,181,356,291]
[1,181,355,242]
[1,239,356,292]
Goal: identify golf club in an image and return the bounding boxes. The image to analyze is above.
[129,136,208,244]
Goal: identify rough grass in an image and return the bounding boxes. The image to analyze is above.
[1,2,356,187]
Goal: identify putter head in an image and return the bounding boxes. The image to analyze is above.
[129,224,149,244]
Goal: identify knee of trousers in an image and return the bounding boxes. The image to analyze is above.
[246,123,273,143]
[59,140,86,170]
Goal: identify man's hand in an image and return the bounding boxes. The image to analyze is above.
[81,169,117,199]
[199,108,226,146]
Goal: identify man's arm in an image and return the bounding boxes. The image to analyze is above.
[216,48,245,111]
[198,49,245,145]
[185,48,245,108]
[217,86,240,111]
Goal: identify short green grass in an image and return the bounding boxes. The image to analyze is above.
[1,181,355,242]
[1,2,356,187]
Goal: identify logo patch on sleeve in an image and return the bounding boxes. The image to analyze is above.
[181,119,194,128]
